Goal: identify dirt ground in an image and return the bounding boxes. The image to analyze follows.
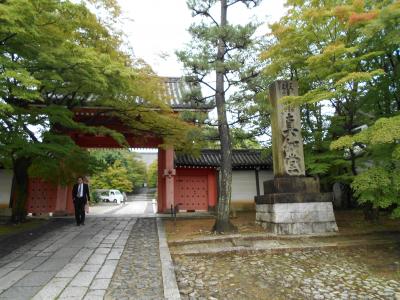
[164,210,400,242]
[0,218,47,236]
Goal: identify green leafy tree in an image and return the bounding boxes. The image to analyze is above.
[262,0,383,176]
[0,0,195,222]
[261,0,400,217]
[90,160,133,192]
[177,0,262,233]
[89,150,147,191]
[331,116,400,217]
[147,160,158,188]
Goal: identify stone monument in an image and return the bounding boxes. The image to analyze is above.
[255,81,338,234]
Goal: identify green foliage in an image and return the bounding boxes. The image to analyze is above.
[230,128,262,149]
[331,117,400,216]
[177,0,269,147]
[147,160,158,188]
[352,167,391,206]
[304,140,353,192]
[0,0,197,219]
[89,150,147,192]
[351,165,400,217]
[262,0,400,215]
[178,0,263,232]
[331,115,400,150]
[90,160,132,192]
[90,189,101,204]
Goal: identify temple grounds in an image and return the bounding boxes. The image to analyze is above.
[1,208,399,299]
[173,246,400,299]
[166,210,400,299]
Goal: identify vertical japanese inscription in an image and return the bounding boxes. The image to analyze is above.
[278,81,305,176]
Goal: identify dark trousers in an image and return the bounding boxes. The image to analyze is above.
[74,197,85,225]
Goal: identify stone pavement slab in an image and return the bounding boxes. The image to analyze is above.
[0,217,139,299]
[83,289,106,300]
[31,277,71,300]
[58,286,88,299]
[0,270,32,290]
[14,271,57,287]
[69,271,97,287]
[17,256,48,270]
[0,286,42,300]
[90,279,111,290]
[0,215,180,300]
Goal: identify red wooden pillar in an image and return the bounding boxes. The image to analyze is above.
[164,147,176,212]
[157,149,165,213]
[157,147,175,213]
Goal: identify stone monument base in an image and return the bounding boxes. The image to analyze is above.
[255,177,338,235]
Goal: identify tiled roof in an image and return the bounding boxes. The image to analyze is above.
[175,149,272,170]
[163,77,214,110]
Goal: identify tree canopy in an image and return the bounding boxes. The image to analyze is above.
[89,150,147,193]
[0,0,197,221]
[177,0,263,232]
[261,0,400,217]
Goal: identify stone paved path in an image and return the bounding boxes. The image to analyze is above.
[105,218,163,300]
[0,215,179,300]
[0,217,164,299]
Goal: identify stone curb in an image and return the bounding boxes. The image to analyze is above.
[168,230,400,246]
[157,218,181,300]
[171,240,399,256]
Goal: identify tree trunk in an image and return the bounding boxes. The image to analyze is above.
[11,157,31,223]
[212,0,236,233]
[363,202,379,223]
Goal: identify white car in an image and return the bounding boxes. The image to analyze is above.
[99,189,124,204]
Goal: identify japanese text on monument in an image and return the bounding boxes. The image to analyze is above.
[278,81,305,176]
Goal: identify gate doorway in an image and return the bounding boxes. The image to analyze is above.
[175,175,209,211]
[23,77,213,216]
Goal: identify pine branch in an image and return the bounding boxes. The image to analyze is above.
[0,33,17,46]
[190,5,219,27]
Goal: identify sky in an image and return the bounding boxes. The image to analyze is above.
[118,0,286,77]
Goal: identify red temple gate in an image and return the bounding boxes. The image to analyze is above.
[24,77,214,215]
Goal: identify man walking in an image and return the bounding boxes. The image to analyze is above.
[72,176,90,226]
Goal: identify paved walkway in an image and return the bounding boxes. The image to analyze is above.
[89,195,157,217]
[0,216,179,300]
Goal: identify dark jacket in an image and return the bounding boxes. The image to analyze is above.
[72,183,90,203]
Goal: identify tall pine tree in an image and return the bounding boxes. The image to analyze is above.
[177,0,262,232]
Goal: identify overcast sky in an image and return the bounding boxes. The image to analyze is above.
[118,0,286,77]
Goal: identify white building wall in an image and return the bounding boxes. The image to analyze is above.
[231,170,273,210]
[0,169,13,208]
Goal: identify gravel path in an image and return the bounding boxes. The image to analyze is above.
[174,246,400,299]
[105,218,164,300]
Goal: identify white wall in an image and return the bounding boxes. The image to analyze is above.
[231,170,273,202]
[0,169,13,208]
